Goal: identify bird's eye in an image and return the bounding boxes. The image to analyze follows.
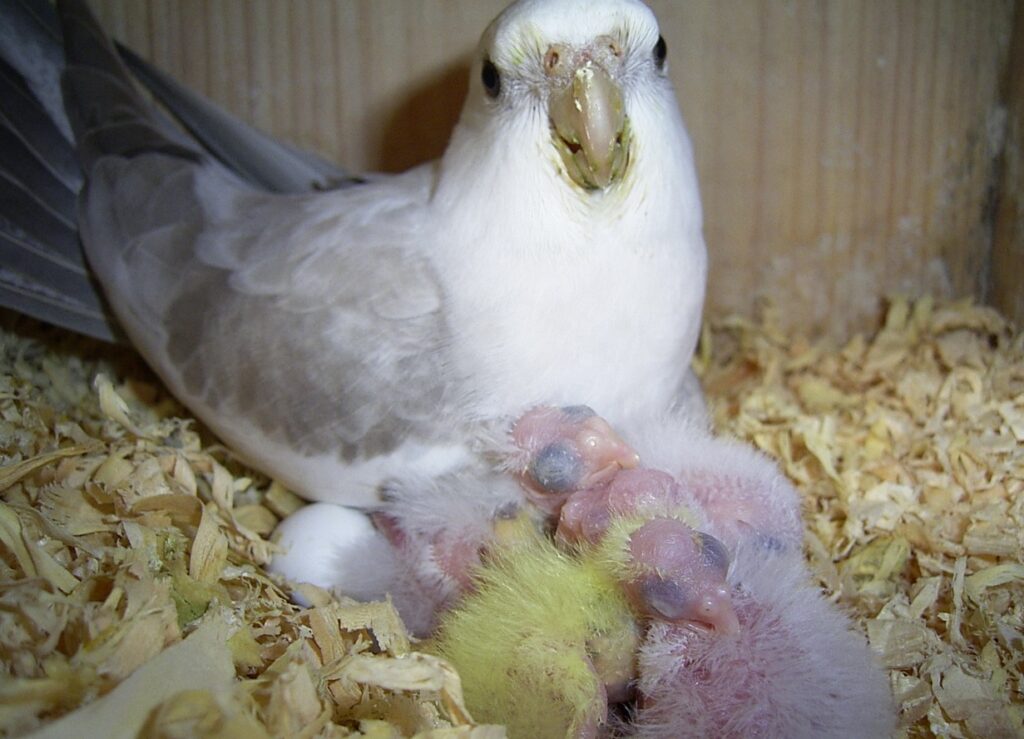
[653,35,667,70]
[697,532,731,575]
[481,58,501,98]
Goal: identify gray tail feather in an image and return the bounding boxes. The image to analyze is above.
[57,0,204,170]
[0,0,119,341]
[120,45,355,193]
[0,0,71,139]
[0,0,360,342]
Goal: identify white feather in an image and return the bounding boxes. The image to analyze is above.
[72,0,707,509]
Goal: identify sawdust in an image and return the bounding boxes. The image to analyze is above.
[0,295,1021,737]
[696,296,1024,737]
[0,313,500,739]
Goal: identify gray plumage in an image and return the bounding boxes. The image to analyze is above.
[0,0,353,342]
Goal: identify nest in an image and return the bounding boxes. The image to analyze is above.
[0,296,1021,737]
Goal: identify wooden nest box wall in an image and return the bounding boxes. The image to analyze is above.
[90,0,1024,336]
[2,3,1022,736]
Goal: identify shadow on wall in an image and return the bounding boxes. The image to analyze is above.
[376,61,470,172]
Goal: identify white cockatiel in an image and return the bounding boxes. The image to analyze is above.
[3,4,898,733]
[46,0,710,614]
[59,0,706,513]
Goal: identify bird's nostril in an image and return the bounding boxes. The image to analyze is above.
[545,48,560,73]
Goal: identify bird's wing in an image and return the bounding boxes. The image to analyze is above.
[0,0,117,339]
[0,0,358,340]
[116,45,358,194]
[59,0,458,504]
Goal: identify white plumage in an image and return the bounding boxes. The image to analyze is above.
[65,0,706,511]
[1,1,896,733]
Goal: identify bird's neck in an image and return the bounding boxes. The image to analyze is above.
[428,117,706,423]
[434,116,695,259]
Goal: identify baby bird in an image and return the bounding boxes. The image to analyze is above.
[557,469,738,633]
[632,547,895,739]
[272,404,638,634]
[429,478,892,738]
[275,407,802,638]
[425,418,893,738]
[510,405,641,514]
[429,531,642,739]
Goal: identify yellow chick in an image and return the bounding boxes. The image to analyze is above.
[428,531,640,739]
[428,472,740,738]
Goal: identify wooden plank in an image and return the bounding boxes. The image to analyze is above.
[992,1,1024,326]
[87,0,1018,337]
[659,0,1015,336]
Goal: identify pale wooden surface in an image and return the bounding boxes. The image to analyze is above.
[992,2,1024,326]
[90,0,1021,336]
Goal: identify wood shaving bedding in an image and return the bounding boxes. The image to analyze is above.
[696,296,1024,737]
[0,313,500,738]
[0,296,1021,737]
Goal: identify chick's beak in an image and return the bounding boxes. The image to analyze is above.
[698,586,741,636]
[549,59,630,190]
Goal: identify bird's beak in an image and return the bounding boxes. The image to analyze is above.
[699,586,741,636]
[549,60,631,190]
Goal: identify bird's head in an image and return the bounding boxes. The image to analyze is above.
[450,0,678,196]
[617,518,742,635]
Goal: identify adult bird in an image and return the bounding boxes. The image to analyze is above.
[41,0,707,513]
[2,0,708,623]
[3,8,899,735]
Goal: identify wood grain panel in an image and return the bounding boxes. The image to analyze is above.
[88,0,1019,337]
[992,1,1024,327]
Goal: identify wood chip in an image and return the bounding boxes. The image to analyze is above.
[2,294,1021,737]
[698,296,1024,736]
[0,314,501,737]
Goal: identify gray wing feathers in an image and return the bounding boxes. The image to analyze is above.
[128,175,450,459]
[0,0,119,339]
[0,0,72,140]
[61,0,450,463]
[0,0,369,343]
[59,1,202,169]
[87,159,450,458]
[119,46,354,194]
[0,60,80,191]
[0,46,118,340]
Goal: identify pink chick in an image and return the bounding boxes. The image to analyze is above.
[557,468,739,634]
[619,517,737,633]
[622,415,805,554]
[630,547,895,738]
[509,405,641,514]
